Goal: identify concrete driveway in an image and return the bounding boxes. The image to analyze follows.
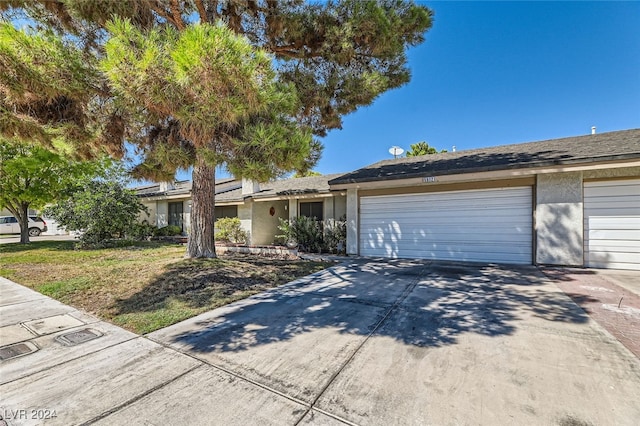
[1,259,639,425]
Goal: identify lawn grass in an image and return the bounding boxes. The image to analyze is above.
[0,241,334,334]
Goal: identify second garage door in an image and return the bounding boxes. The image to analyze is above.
[359,186,533,264]
[584,179,640,270]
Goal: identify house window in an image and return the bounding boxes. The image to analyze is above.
[168,202,184,230]
[215,205,238,219]
[299,201,323,220]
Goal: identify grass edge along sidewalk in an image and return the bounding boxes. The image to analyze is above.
[0,240,334,334]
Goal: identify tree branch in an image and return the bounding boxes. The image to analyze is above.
[149,3,179,29]
[194,0,207,23]
[169,0,186,30]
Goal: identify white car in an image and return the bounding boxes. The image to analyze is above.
[0,216,48,237]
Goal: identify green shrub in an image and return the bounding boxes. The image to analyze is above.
[215,217,248,244]
[277,216,323,253]
[324,216,347,254]
[154,225,182,237]
[44,180,148,248]
[278,215,346,254]
[127,223,156,240]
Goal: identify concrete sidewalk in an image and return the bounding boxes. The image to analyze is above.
[2,260,640,425]
[1,277,333,425]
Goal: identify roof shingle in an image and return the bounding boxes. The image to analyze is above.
[329,129,640,185]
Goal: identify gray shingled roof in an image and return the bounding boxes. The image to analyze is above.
[135,178,237,197]
[216,173,346,203]
[329,129,640,185]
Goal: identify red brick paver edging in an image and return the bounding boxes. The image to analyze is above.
[541,268,640,359]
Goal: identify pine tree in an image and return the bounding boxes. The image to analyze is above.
[1,1,434,257]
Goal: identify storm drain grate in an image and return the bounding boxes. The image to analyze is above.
[0,341,39,361]
[55,328,103,346]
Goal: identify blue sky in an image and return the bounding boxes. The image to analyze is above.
[313,1,640,175]
[172,1,639,181]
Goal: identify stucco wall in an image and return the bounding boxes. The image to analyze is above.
[251,200,288,245]
[323,197,334,222]
[238,202,252,242]
[139,201,156,225]
[288,199,297,220]
[334,195,347,220]
[536,172,584,266]
[346,188,358,255]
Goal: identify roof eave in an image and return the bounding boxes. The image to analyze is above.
[329,153,640,186]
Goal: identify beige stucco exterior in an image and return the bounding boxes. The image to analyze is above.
[536,172,583,266]
[250,200,288,245]
[140,193,346,246]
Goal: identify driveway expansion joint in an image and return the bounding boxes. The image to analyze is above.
[79,363,204,425]
[293,265,427,426]
[144,335,312,409]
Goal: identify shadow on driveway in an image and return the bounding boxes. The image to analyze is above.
[130,259,590,352]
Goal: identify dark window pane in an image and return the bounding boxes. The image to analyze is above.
[168,202,184,229]
[299,202,323,220]
[215,205,238,219]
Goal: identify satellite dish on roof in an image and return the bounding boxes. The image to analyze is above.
[389,146,404,159]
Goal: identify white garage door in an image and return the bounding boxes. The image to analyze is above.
[584,179,640,270]
[359,187,532,264]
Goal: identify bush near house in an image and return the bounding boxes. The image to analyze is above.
[324,217,347,254]
[154,225,182,237]
[277,216,346,254]
[127,222,156,241]
[215,217,248,244]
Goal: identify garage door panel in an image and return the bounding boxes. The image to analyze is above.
[360,205,532,215]
[585,216,640,230]
[587,251,640,264]
[585,240,640,251]
[361,197,531,209]
[360,231,531,245]
[360,220,532,231]
[587,229,640,240]
[360,247,531,264]
[583,199,640,210]
[359,187,532,264]
[587,261,640,271]
[584,179,640,270]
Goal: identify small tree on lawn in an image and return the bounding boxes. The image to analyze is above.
[0,139,98,243]
[44,179,148,248]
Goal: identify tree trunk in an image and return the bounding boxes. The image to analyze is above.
[13,203,30,244]
[186,155,217,258]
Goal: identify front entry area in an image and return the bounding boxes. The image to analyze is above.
[359,186,533,264]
